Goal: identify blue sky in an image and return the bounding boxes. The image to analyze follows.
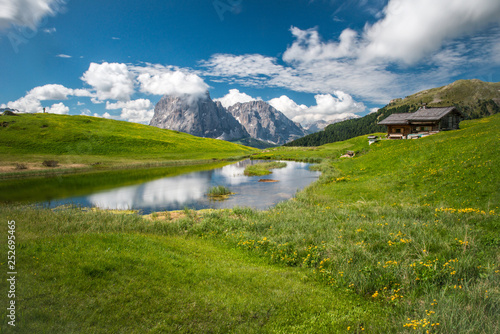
[1,0,499,125]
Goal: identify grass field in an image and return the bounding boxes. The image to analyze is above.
[1,114,499,333]
[0,206,386,333]
[0,113,256,174]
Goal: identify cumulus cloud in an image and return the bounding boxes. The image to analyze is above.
[105,98,154,124]
[45,102,68,114]
[1,95,41,113]
[268,95,308,120]
[2,84,92,113]
[133,65,209,98]
[361,0,500,64]
[81,62,135,102]
[269,92,365,125]
[214,89,260,108]
[28,84,76,100]
[0,0,64,29]
[202,0,500,104]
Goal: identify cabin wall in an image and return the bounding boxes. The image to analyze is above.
[440,112,461,130]
[387,125,412,137]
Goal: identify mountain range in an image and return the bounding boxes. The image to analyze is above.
[150,93,306,147]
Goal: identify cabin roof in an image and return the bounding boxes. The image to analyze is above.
[378,107,461,125]
[378,113,410,125]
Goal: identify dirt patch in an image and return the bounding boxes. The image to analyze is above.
[0,163,88,174]
[143,209,218,222]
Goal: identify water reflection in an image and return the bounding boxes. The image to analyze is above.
[48,160,320,213]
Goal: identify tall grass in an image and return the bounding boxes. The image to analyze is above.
[207,185,233,197]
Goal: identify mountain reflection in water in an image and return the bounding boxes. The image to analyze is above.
[47,160,320,213]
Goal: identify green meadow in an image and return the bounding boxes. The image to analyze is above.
[0,113,256,172]
[1,114,499,333]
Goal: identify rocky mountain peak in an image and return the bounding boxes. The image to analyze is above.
[149,93,249,141]
[227,100,306,145]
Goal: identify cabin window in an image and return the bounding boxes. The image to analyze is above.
[395,128,401,133]
[448,116,453,128]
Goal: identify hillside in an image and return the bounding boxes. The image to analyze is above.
[287,79,500,146]
[2,114,498,333]
[0,113,256,172]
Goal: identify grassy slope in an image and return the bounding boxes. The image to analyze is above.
[0,207,386,333]
[180,115,500,332]
[0,113,256,167]
[1,115,498,333]
[389,79,500,108]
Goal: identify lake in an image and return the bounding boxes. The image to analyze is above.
[43,160,320,213]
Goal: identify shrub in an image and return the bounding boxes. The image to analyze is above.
[15,163,27,170]
[42,160,59,167]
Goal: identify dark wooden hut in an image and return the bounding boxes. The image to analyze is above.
[378,106,464,139]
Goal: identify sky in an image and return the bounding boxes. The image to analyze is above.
[1,0,499,125]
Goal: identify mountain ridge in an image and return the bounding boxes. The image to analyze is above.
[150,93,307,146]
[286,79,500,147]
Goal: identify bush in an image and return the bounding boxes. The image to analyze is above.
[42,160,59,167]
[15,163,27,170]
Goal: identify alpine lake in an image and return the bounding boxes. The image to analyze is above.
[33,160,320,214]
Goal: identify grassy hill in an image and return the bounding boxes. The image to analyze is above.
[0,113,256,172]
[1,114,498,332]
[287,79,500,146]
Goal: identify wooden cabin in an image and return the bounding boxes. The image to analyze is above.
[378,106,464,139]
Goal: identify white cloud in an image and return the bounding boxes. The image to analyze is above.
[43,27,56,33]
[202,54,285,78]
[2,95,41,113]
[133,65,209,98]
[214,89,260,108]
[2,84,92,113]
[202,1,500,105]
[105,98,151,111]
[268,95,308,120]
[269,92,365,125]
[0,0,64,29]
[120,108,154,124]
[56,54,71,58]
[369,108,379,114]
[28,84,73,100]
[80,108,91,116]
[45,102,68,114]
[283,27,358,63]
[105,98,154,124]
[361,0,500,64]
[81,62,135,102]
